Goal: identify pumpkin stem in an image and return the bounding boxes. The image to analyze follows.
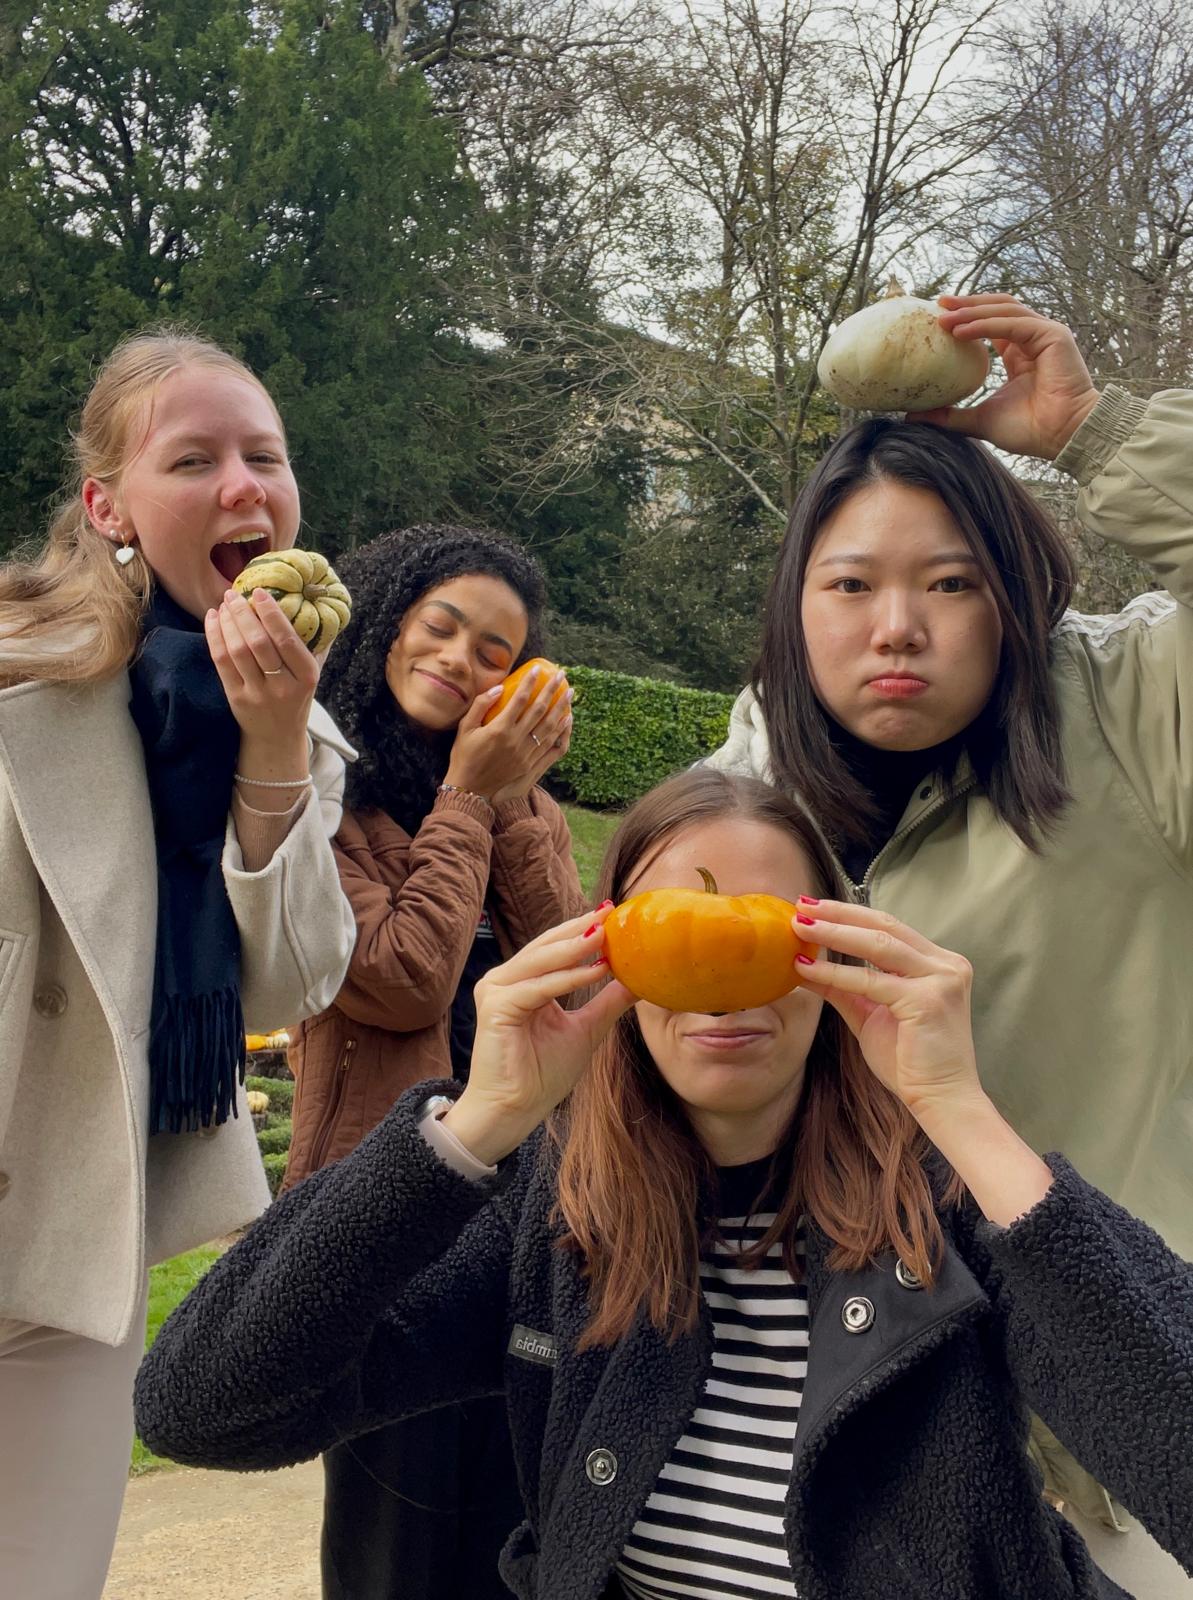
[696,866,718,894]
[883,275,906,299]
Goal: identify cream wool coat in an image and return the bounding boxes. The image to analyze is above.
[0,677,356,1346]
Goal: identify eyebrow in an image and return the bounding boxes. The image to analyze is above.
[812,550,981,569]
[160,430,285,450]
[422,599,515,654]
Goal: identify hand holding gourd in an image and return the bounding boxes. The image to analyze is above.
[790,900,984,1126]
[911,293,1101,462]
[442,909,634,1167]
[444,662,573,803]
[205,587,320,752]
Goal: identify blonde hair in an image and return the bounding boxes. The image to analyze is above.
[0,327,281,686]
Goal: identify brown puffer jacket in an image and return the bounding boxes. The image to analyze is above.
[283,786,586,1191]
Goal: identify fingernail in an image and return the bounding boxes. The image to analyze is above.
[798,895,820,906]
[566,687,575,702]
[583,924,598,938]
[796,914,816,926]
[592,956,608,967]
[796,954,814,966]
[598,899,613,910]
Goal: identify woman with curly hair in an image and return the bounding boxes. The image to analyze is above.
[282,522,585,1600]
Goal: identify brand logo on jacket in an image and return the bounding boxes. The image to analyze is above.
[508,1323,559,1366]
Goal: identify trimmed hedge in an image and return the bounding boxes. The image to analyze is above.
[547,665,735,810]
[246,1074,295,1114]
[261,1151,289,1197]
[256,1117,293,1158]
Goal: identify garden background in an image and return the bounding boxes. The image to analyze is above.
[5,0,1192,1481]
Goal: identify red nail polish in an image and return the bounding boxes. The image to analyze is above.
[592,956,608,966]
[583,924,598,938]
[796,914,816,926]
[598,899,614,910]
[796,953,814,965]
[798,895,820,906]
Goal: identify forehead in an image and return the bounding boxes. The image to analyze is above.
[418,573,529,632]
[628,817,820,901]
[813,479,977,565]
[137,367,284,452]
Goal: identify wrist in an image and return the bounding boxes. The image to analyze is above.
[441,1091,535,1167]
[443,767,492,802]
[236,733,309,784]
[1045,388,1102,461]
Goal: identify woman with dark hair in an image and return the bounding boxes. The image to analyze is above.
[282,522,586,1600]
[136,767,1193,1599]
[704,296,1193,1571]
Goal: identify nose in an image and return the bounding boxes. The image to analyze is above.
[218,456,267,511]
[434,636,472,679]
[871,590,926,653]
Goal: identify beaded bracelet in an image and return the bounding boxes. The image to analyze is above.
[437,781,493,809]
[234,772,314,789]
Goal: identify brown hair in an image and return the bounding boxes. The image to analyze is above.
[0,327,281,686]
[552,767,961,1349]
[757,418,1076,853]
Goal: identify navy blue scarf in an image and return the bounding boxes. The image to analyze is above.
[129,589,246,1134]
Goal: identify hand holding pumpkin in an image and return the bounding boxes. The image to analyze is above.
[205,588,319,784]
[442,907,634,1167]
[444,659,574,804]
[789,899,985,1126]
[910,294,1101,461]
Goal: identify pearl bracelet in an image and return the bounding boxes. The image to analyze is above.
[234,772,314,789]
[437,782,493,809]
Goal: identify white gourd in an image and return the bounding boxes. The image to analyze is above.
[817,278,988,411]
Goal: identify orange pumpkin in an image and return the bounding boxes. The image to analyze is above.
[603,868,815,1013]
[482,657,569,724]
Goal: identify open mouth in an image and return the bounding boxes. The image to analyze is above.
[210,533,270,584]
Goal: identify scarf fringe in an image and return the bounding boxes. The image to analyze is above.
[148,988,247,1136]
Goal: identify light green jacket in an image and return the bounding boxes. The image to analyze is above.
[706,385,1193,1261]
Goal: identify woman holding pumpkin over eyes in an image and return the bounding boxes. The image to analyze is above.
[0,328,356,1596]
[280,522,584,1600]
[703,293,1193,1584]
[136,766,1193,1599]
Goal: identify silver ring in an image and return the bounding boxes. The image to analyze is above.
[530,732,542,747]
[263,668,284,676]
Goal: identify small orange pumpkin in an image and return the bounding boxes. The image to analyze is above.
[482,657,569,724]
[603,868,815,1013]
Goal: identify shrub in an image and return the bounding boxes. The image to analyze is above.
[546,665,735,809]
[246,1074,295,1114]
[261,1151,289,1197]
[256,1118,293,1158]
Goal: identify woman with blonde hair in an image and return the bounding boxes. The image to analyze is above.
[0,326,355,1595]
[137,767,1193,1599]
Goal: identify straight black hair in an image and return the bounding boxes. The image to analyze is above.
[755,419,1076,852]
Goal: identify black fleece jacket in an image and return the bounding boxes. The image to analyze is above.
[134,1082,1193,1600]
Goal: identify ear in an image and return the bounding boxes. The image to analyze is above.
[82,477,120,535]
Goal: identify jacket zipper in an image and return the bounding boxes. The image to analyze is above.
[308,1038,356,1173]
[850,777,976,905]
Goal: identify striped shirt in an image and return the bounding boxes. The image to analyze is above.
[617,1163,807,1600]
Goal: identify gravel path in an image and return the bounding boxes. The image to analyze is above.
[103,1460,322,1599]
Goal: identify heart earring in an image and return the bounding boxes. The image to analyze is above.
[113,530,136,566]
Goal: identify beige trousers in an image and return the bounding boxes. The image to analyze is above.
[0,1284,148,1600]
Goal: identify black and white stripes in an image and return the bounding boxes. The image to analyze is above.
[617,1213,807,1600]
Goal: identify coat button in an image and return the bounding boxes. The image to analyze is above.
[585,1447,618,1486]
[842,1295,875,1334]
[0,1173,10,1202]
[33,984,68,1019]
[895,1259,924,1290]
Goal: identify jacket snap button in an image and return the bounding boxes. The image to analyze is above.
[33,984,68,1019]
[585,1447,618,1486]
[895,1259,923,1290]
[0,1173,10,1202]
[918,785,932,801]
[842,1295,875,1334]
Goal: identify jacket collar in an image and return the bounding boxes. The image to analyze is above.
[793,1220,988,1475]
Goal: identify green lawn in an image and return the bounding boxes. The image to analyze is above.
[561,802,621,898]
[130,804,620,1475]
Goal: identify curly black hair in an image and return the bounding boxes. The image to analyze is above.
[317,524,548,832]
